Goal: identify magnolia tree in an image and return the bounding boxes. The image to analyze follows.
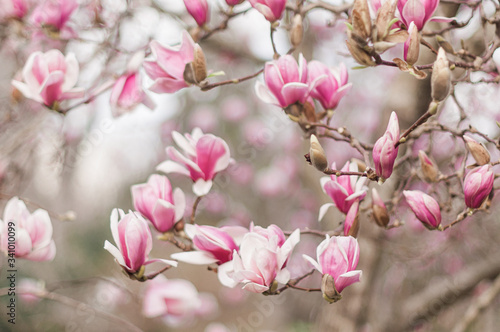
[1,0,500,331]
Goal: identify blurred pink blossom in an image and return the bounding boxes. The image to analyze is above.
[18,279,45,305]
[1,0,29,20]
[144,31,197,94]
[110,52,155,116]
[184,0,209,26]
[143,275,215,327]
[303,235,362,293]
[0,197,56,261]
[398,0,452,31]
[131,174,186,233]
[403,190,442,229]
[30,0,78,38]
[248,0,287,22]
[319,161,367,219]
[373,111,400,180]
[156,128,232,196]
[463,165,494,209]
[11,49,85,108]
[103,209,177,274]
[307,61,351,110]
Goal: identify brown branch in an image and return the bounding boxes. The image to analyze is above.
[200,68,264,91]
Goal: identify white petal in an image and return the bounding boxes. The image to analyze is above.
[172,131,197,156]
[318,203,335,222]
[255,81,280,106]
[156,160,190,177]
[104,240,125,267]
[193,179,212,197]
[172,188,186,222]
[217,261,238,288]
[302,254,322,273]
[170,251,219,265]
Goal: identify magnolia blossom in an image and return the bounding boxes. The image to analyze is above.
[30,0,78,38]
[103,209,177,275]
[255,54,323,108]
[344,200,360,237]
[11,49,85,108]
[398,0,452,31]
[144,31,198,94]
[303,235,362,293]
[307,61,352,110]
[403,190,441,229]
[171,224,247,285]
[143,275,215,327]
[373,112,400,180]
[225,226,300,293]
[463,165,494,209]
[110,52,155,116]
[319,161,368,220]
[184,0,209,26]
[157,128,231,196]
[1,0,29,20]
[131,174,186,233]
[0,197,56,261]
[248,0,287,22]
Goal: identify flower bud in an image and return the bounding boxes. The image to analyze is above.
[436,36,455,55]
[431,48,451,102]
[310,135,328,171]
[371,188,389,228]
[464,136,490,166]
[373,112,400,180]
[463,165,494,209]
[193,44,208,83]
[344,200,360,237]
[403,190,441,230]
[290,14,303,48]
[418,150,439,182]
[321,274,342,303]
[184,0,209,26]
[404,22,420,66]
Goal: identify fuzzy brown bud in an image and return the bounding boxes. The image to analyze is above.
[418,150,439,182]
[290,14,303,48]
[371,188,390,227]
[193,44,207,83]
[464,136,491,166]
[321,274,342,303]
[431,48,451,102]
[310,135,328,171]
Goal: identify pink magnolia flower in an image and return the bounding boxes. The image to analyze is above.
[143,275,215,327]
[373,112,400,180]
[303,235,362,293]
[144,31,198,94]
[463,165,494,209]
[403,190,441,229]
[157,128,232,196]
[0,197,56,261]
[248,0,287,22]
[1,0,29,20]
[103,209,177,275]
[30,0,78,38]
[255,54,324,108]
[131,175,186,233]
[110,52,155,116]
[307,61,352,110]
[11,49,85,108]
[398,0,452,31]
[184,0,209,26]
[225,227,300,293]
[319,161,368,219]
[343,200,359,237]
[171,224,247,285]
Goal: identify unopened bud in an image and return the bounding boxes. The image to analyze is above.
[310,135,328,171]
[436,36,455,54]
[347,214,360,237]
[321,274,342,303]
[174,220,185,232]
[193,44,207,83]
[464,136,490,165]
[290,14,303,48]
[404,22,420,66]
[371,188,390,227]
[431,48,451,102]
[418,150,439,182]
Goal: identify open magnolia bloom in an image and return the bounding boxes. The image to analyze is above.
[171,224,247,286]
[11,49,85,109]
[303,235,362,302]
[103,209,177,278]
[220,225,300,293]
[0,197,56,262]
[319,161,368,220]
[156,128,232,196]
